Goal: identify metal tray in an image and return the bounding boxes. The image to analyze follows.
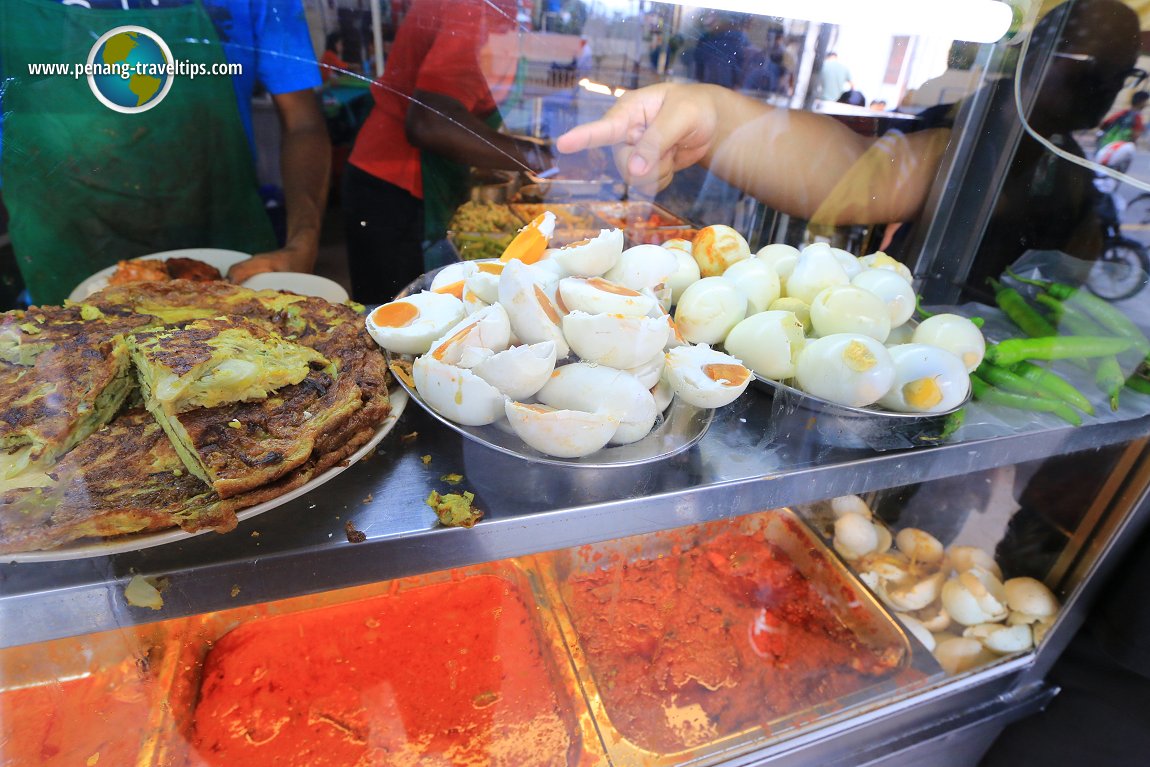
[0,619,189,767]
[154,560,605,766]
[536,507,943,767]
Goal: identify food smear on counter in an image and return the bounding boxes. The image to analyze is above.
[426,489,483,528]
[564,529,903,753]
[189,573,575,766]
[1,657,156,766]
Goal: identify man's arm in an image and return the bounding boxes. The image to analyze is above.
[406,90,552,174]
[557,83,949,225]
[228,89,330,283]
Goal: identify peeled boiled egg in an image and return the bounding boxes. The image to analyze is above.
[809,285,891,342]
[721,258,781,315]
[365,291,465,356]
[830,247,862,279]
[463,260,505,305]
[545,228,624,277]
[412,354,505,426]
[504,400,618,458]
[626,352,666,389]
[664,344,752,408]
[461,285,490,315]
[851,268,915,328]
[785,243,851,304]
[794,333,895,407]
[536,363,658,445]
[769,296,812,334]
[558,276,656,317]
[859,251,914,284]
[469,341,558,400]
[723,310,805,380]
[562,311,670,369]
[603,244,679,291]
[425,303,512,365]
[673,277,747,345]
[665,246,702,304]
[692,225,751,277]
[429,261,474,299]
[878,344,970,413]
[912,314,986,372]
[498,258,569,359]
[757,243,800,292]
[500,211,556,265]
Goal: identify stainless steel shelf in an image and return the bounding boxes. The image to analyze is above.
[3,389,1149,648]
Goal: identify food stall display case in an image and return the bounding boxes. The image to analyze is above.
[4,1,1150,766]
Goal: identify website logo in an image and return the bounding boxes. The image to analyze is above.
[87,26,174,114]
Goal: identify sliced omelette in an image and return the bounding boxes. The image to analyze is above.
[0,304,155,366]
[0,333,135,481]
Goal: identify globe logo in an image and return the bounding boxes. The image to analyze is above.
[87,26,174,114]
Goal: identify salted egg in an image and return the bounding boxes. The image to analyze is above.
[365,291,465,356]
[756,243,799,292]
[470,341,558,400]
[664,344,752,408]
[536,363,658,445]
[463,260,505,305]
[603,244,679,292]
[546,228,624,277]
[558,276,656,317]
[425,303,512,365]
[412,354,505,426]
[665,246,702,304]
[794,333,895,407]
[498,258,569,359]
[504,400,618,458]
[562,311,670,369]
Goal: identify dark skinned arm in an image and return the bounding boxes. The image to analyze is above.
[405,89,552,173]
[228,89,331,283]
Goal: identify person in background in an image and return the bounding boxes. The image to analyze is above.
[817,51,853,101]
[320,30,358,84]
[0,0,330,305]
[1094,88,1149,173]
[837,89,867,107]
[870,99,889,112]
[343,0,553,304]
[693,11,750,89]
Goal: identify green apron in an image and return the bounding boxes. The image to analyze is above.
[420,111,503,271]
[0,0,276,305]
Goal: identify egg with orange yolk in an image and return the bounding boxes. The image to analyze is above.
[535,362,658,445]
[794,333,895,407]
[463,259,506,305]
[470,341,558,400]
[664,344,752,408]
[500,211,556,265]
[425,303,512,366]
[545,228,624,277]
[503,400,619,458]
[558,276,657,317]
[412,354,506,426]
[877,344,969,413]
[498,259,569,359]
[561,311,670,369]
[364,291,465,355]
[603,244,679,292]
[428,261,474,300]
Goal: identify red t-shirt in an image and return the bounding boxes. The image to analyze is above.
[319,49,351,82]
[349,0,516,198]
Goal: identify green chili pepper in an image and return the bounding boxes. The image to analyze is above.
[988,277,1054,337]
[1126,373,1150,396]
[971,374,1082,426]
[1033,293,1106,336]
[1007,271,1150,355]
[918,407,966,443]
[1010,360,1095,414]
[916,295,984,327]
[976,361,1056,400]
[1095,355,1124,411]
[984,336,1134,367]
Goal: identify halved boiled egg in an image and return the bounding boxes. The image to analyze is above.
[501,212,556,264]
[558,276,656,317]
[664,344,752,408]
[603,244,679,291]
[536,362,658,445]
[545,228,624,277]
[912,314,986,372]
[504,400,618,458]
[562,311,669,369]
[692,225,751,278]
[859,251,914,284]
[721,258,781,315]
[413,354,505,425]
[626,351,666,389]
[498,259,569,359]
[464,260,505,305]
[810,285,891,342]
[673,277,747,345]
[794,333,895,408]
[470,341,558,400]
[851,268,915,328]
[785,243,851,304]
[365,291,465,355]
[723,310,805,380]
[877,344,970,413]
[428,261,474,299]
[425,303,512,366]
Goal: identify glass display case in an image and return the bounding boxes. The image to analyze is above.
[3,0,1150,766]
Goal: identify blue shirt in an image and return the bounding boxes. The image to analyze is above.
[1,0,320,150]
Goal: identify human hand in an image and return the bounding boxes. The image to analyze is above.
[227,241,317,284]
[555,83,720,194]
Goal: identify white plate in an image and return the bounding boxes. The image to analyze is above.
[241,272,350,303]
[67,248,251,302]
[2,387,408,563]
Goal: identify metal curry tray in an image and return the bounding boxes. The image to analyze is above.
[534,507,943,767]
[153,560,605,767]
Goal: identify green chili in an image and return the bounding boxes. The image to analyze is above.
[1095,355,1124,412]
[976,361,1056,400]
[988,277,1055,337]
[916,295,984,327]
[984,336,1134,367]
[1007,271,1150,354]
[1126,373,1150,396]
[1010,360,1095,414]
[918,407,966,443]
[1033,293,1106,336]
[971,374,1082,426]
